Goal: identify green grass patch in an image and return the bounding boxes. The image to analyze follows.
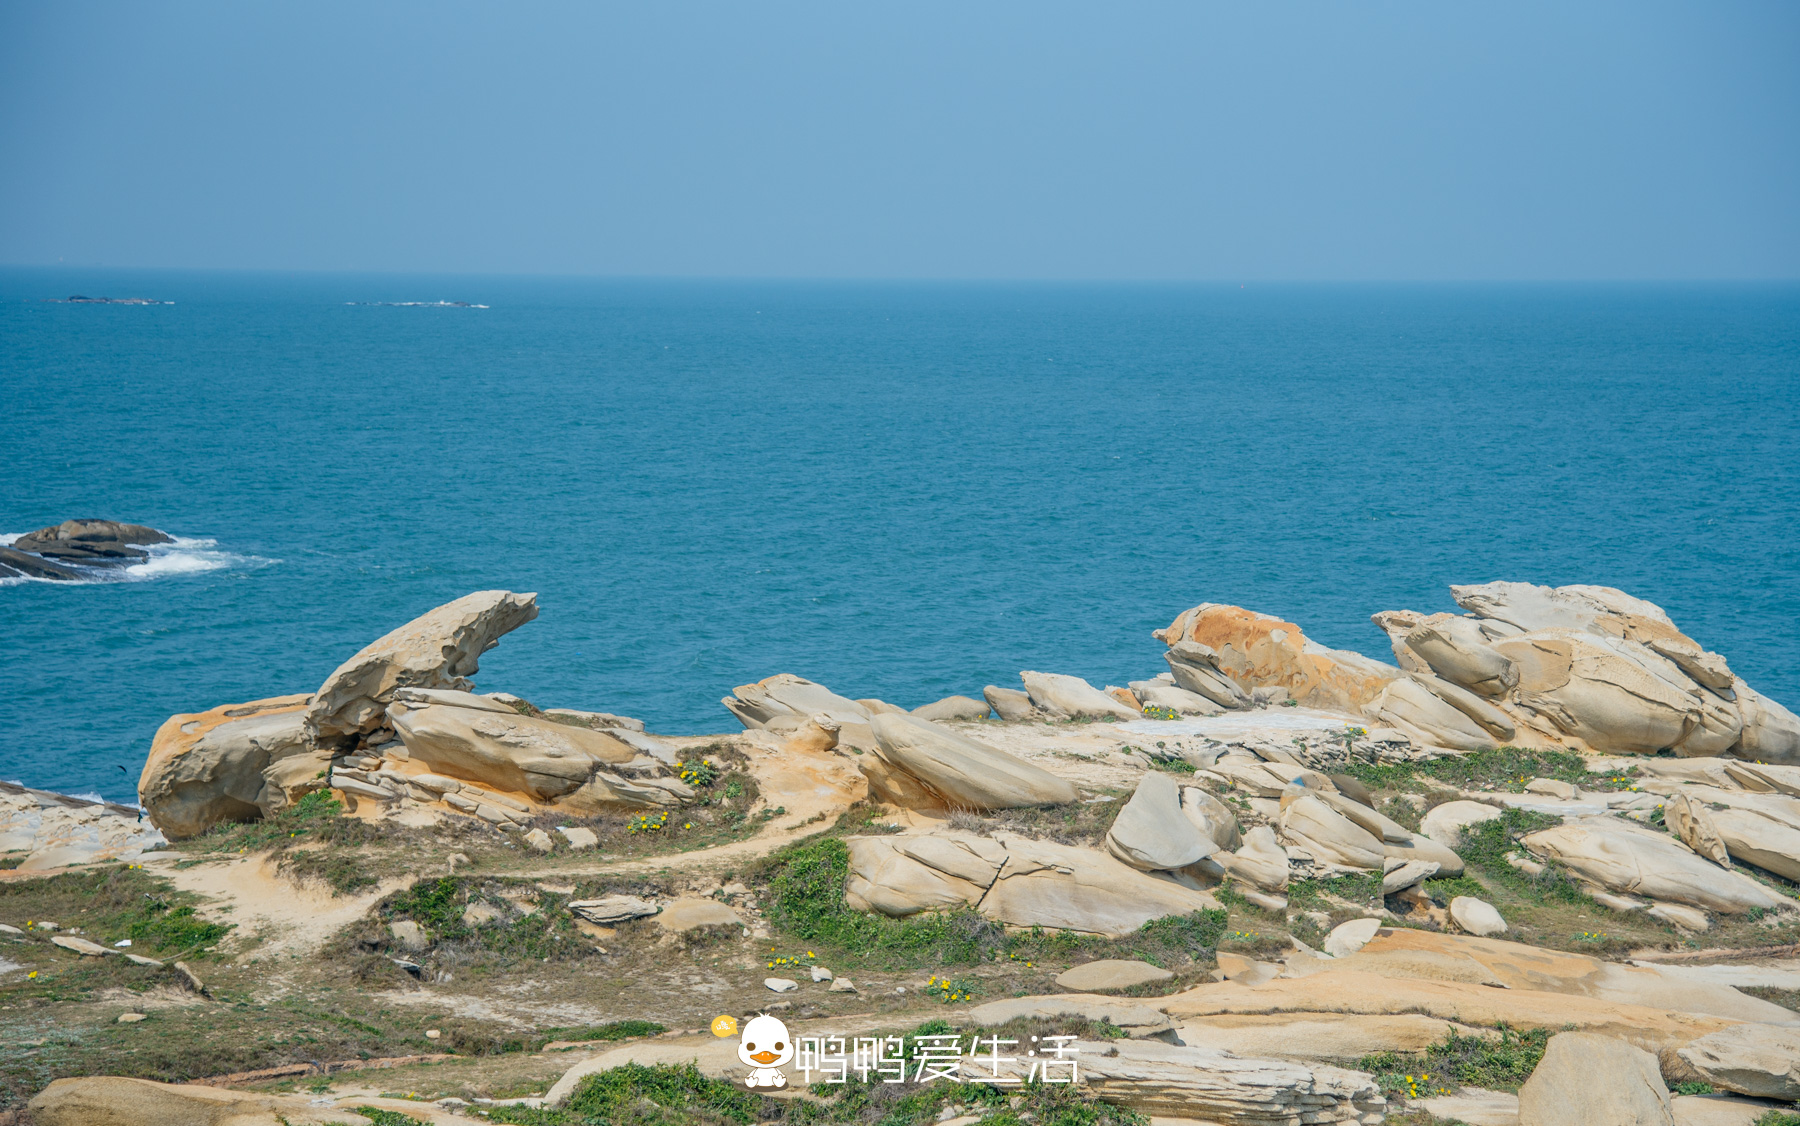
[539,1020,667,1044]
[1454,810,1592,904]
[354,1108,429,1126]
[126,903,232,954]
[1755,1113,1800,1126]
[1337,745,1612,793]
[1359,1025,1550,1096]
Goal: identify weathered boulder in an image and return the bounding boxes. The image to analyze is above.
[1181,786,1243,850]
[1410,671,1518,739]
[1516,1032,1673,1126]
[1131,680,1226,716]
[10,519,172,565]
[983,684,1040,721]
[1405,616,1519,697]
[1449,896,1507,936]
[910,695,991,722]
[1367,677,1497,751]
[1163,642,1252,708]
[307,590,539,746]
[1734,682,1800,766]
[1382,831,1466,877]
[1019,671,1140,720]
[1675,1023,1800,1100]
[722,673,869,729]
[1646,637,1737,692]
[1324,917,1382,957]
[1280,795,1385,869]
[390,698,688,809]
[1222,826,1290,891]
[1107,772,1215,872]
[139,695,314,839]
[1709,807,1800,881]
[865,712,1078,809]
[846,831,1221,937]
[1451,581,1692,645]
[1521,817,1786,914]
[1493,629,1742,756]
[1665,793,1732,867]
[1155,603,1399,711]
[656,898,744,935]
[1420,799,1503,848]
[1055,959,1175,993]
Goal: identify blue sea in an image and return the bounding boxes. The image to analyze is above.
[3,270,1797,805]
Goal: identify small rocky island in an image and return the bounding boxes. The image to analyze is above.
[0,518,173,581]
[3,581,1799,1125]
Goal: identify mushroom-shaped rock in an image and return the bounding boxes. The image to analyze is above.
[1280,795,1385,870]
[866,712,1078,810]
[1522,817,1786,915]
[306,590,539,746]
[1107,773,1215,872]
[1516,1032,1673,1126]
[1222,826,1290,891]
[1019,671,1140,720]
[139,694,315,840]
[1180,786,1242,851]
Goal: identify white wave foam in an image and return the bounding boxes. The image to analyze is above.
[0,531,272,585]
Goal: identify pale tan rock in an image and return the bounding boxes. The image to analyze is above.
[1305,928,1796,1026]
[1107,773,1215,872]
[1180,786,1242,850]
[523,827,554,852]
[1020,670,1141,720]
[1055,959,1175,993]
[1650,902,1713,932]
[1450,896,1507,936]
[1280,795,1384,870]
[983,685,1040,721]
[866,712,1078,810]
[1163,642,1252,708]
[51,935,114,956]
[980,833,1222,937]
[1711,806,1800,881]
[1405,616,1519,697]
[1165,969,1739,1055]
[391,702,645,804]
[1410,671,1518,738]
[1671,1094,1783,1126]
[1492,629,1741,757]
[1222,825,1290,891]
[556,826,598,850]
[1155,603,1399,711]
[1733,682,1800,766]
[1420,799,1503,847]
[1517,1031,1673,1126]
[652,898,742,935]
[1645,638,1736,692]
[1134,682,1226,716]
[1450,581,1693,645]
[1522,817,1785,914]
[965,994,1176,1039]
[1382,832,1466,877]
[1381,859,1438,894]
[1676,1023,1800,1100]
[1665,793,1732,867]
[781,717,841,755]
[138,695,313,839]
[722,673,869,730]
[307,590,537,745]
[1412,1087,1519,1126]
[569,896,659,924]
[1323,918,1381,958]
[1319,789,1412,843]
[843,833,1003,917]
[911,695,992,722]
[1175,1014,1499,1062]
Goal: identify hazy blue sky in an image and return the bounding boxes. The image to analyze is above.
[2,2,1796,279]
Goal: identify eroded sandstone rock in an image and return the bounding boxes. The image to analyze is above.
[139,695,314,839]
[865,712,1078,810]
[1516,1032,1673,1126]
[1521,817,1786,915]
[1106,772,1214,872]
[1020,671,1140,720]
[307,590,539,746]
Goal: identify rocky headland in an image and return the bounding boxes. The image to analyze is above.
[3,580,1799,1126]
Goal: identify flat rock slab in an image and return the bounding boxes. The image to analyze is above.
[1672,1094,1789,1126]
[1176,1014,1497,1061]
[569,896,660,924]
[966,994,1175,1039]
[1055,959,1175,993]
[655,898,744,934]
[1414,1088,1518,1126]
[50,936,113,957]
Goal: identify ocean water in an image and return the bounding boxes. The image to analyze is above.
[3,270,1797,805]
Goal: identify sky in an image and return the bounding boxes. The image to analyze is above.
[1,2,1797,280]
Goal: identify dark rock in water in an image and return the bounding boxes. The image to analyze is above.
[0,546,85,581]
[12,519,173,566]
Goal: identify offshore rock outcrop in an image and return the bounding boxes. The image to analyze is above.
[0,518,173,581]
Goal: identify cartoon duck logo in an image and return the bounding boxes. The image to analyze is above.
[737,1013,793,1089]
